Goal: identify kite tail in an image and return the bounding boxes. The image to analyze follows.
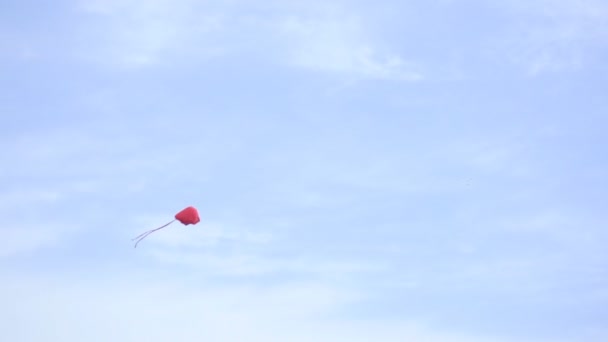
[132,219,176,248]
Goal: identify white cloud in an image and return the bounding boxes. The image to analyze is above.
[0,124,186,257]
[73,0,422,80]
[0,222,77,258]
[0,272,566,342]
[0,188,64,207]
[277,15,423,81]
[507,0,608,19]
[129,217,273,249]
[127,215,385,276]
[0,183,87,258]
[76,0,226,67]
[492,0,608,75]
[147,249,386,277]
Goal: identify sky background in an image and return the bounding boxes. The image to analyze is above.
[1,0,607,341]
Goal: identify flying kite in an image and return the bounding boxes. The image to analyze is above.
[132,206,200,248]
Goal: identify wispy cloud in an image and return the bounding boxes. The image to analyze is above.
[75,0,226,67]
[0,221,78,258]
[147,249,386,277]
[1,272,569,342]
[73,0,422,80]
[492,0,608,75]
[128,215,274,249]
[2,1,607,341]
[276,14,423,81]
[128,215,385,277]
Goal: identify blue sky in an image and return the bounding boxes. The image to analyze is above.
[1,0,607,341]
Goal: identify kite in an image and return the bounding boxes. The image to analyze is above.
[132,206,200,248]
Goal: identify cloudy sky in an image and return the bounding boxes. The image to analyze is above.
[1,0,607,341]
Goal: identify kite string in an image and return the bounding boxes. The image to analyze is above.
[132,219,175,248]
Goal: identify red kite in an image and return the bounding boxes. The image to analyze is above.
[132,206,200,248]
